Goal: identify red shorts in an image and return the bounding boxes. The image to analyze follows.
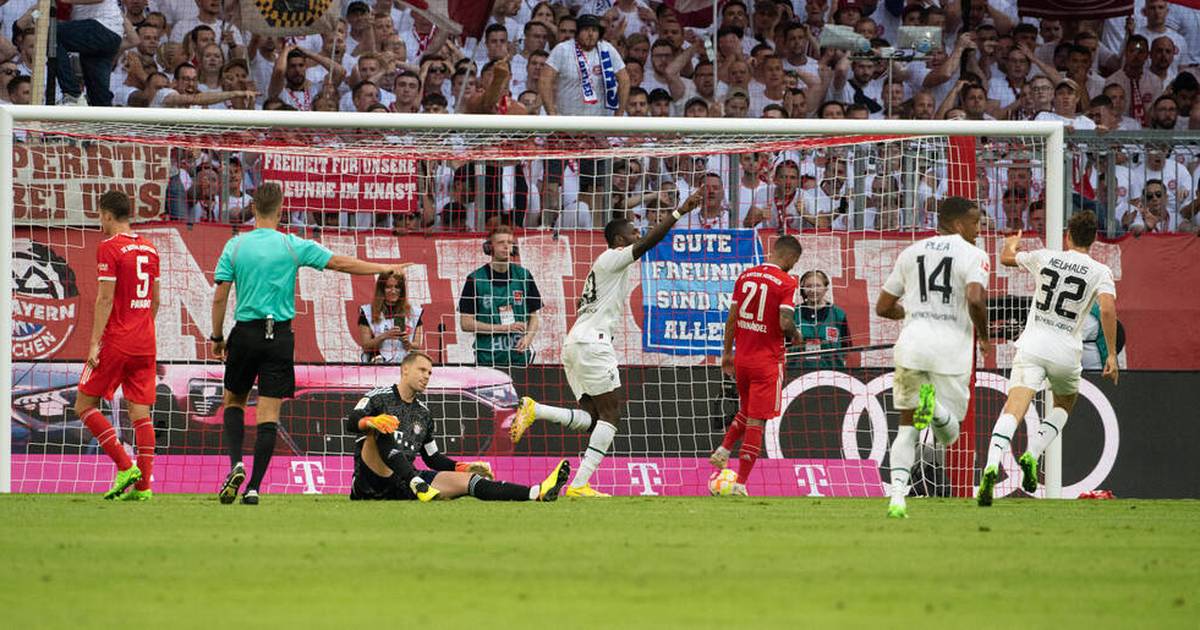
[735,362,784,420]
[78,346,157,405]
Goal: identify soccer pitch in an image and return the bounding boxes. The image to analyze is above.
[2,496,1196,629]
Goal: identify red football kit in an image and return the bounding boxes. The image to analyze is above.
[79,232,160,405]
[731,263,797,420]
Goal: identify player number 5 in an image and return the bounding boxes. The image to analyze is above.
[136,255,150,299]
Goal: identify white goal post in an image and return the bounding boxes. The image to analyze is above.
[0,106,1066,497]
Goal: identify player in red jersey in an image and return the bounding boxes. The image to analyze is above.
[75,191,161,501]
[711,236,803,495]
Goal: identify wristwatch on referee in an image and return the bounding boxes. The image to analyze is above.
[209,334,224,343]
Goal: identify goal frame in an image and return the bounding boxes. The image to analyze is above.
[0,106,1067,497]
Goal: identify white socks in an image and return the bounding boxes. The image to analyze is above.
[888,425,918,503]
[534,402,593,432]
[1027,406,1069,459]
[985,413,1019,470]
[571,420,617,488]
[930,401,960,446]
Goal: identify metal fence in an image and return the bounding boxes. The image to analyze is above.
[1066,130,1200,237]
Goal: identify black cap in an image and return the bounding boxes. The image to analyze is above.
[577,14,605,37]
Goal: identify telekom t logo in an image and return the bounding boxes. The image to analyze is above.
[291,461,326,494]
[794,464,830,497]
[627,462,662,496]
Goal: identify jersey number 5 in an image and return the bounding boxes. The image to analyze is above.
[738,281,768,322]
[1035,269,1086,319]
[135,255,151,299]
[916,255,953,304]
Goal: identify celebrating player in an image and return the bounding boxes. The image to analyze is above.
[75,191,160,501]
[347,352,570,502]
[977,211,1118,506]
[507,188,704,497]
[710,236,804,496]
[875,196,991,519]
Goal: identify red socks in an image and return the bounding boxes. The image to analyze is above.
[132,417,155,491]
[720,413,748,451]
[80,408,133,471]
[737,424,764,484]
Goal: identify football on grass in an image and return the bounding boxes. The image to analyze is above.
[708,468,738,496]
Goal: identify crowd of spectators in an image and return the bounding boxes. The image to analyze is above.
[9,0,1200,234]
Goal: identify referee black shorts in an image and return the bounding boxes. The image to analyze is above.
[349,470,438,501]
[224,319,295,398]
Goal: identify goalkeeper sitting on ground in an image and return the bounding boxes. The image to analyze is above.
[346,350,569,502]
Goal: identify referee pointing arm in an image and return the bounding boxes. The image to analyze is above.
[210,183,408,505]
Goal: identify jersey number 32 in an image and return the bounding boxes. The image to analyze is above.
[1035,268,1086,319]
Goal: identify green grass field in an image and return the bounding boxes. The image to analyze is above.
[2,495,1197,629]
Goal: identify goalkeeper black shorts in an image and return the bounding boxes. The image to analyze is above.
[349,469,438,501]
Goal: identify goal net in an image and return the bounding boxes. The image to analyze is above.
[2,109,1063,499]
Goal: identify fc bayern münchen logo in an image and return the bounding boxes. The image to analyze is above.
[12,240,79,359]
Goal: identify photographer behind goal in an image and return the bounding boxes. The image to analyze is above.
[346,351,569,502]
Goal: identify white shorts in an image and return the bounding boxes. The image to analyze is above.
[892,366,971,422]
[1009,351,1081,396]
[562,341,620,400]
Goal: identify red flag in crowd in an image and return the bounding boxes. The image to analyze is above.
[404,0,496,40]
[1017,0,1134,20]
[450,0,496,39]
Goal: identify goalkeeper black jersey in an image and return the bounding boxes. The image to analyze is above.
[345,385,456,482]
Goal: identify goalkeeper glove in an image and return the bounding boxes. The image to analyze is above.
[363,414,399,434]
[454,461,494,479]
[409,476,440,502]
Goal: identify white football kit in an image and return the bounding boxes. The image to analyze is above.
[882,234,990,420]
[1010,249,1116,395]
[563,246,636,399]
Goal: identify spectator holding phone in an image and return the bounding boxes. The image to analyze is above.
[358,271,424,363]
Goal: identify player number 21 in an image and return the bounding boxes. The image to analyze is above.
[135,255,150,298]
[738,281,768,322]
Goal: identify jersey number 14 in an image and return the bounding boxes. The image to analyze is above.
[916,255,952,304]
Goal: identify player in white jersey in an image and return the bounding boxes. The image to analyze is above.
[875,196,992,519]
[507,189,704,497]
[977,211,1119,506]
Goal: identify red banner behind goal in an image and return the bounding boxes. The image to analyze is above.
[12,224,1197,369]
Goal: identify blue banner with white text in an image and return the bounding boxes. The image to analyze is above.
[641,230,764,355]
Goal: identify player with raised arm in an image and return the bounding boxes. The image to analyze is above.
[977,211,1118,506]
[709,236,804,496]
[507,188,705,497]
[346,352,571,502]
[875,196,991,519]
[74,191,161,501]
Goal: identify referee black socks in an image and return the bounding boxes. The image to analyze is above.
[223,407,245,466]
[247,422,278,493]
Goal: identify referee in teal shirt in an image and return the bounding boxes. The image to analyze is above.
[209,183,408,505]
